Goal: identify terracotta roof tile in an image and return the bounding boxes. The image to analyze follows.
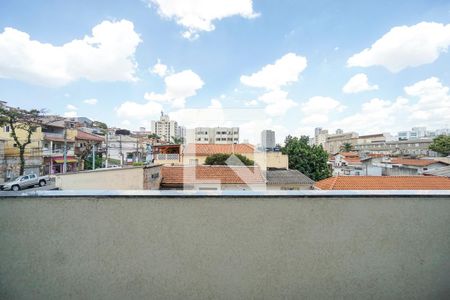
[389,158,447,167]
[76,130,104,142]
[315,176,450,190]
[343,157,362,164]
[161,165,265,185]
[339,152,359,157]
[183,143,255,156]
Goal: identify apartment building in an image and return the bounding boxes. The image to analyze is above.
[324,130,359,154]
[261,130,276,149]
[398,127,449,140]
[151,111,178,143]
[194,127,239,144]
[354,138,438,157]
[315,128,395,154]
[41,118,77,175]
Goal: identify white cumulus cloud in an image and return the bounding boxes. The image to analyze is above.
[151,59,169,77]
[66,104,77,110]
[240,53,307,90]
[404,77,450,124]
[347,22,450,72]
[147,0,259,39]
[331,97,409,133]
[116,101,163,119]
[301,96,345,125]
[342,73,379,94]
[208,98,222,109]
[83,98,98,105]
[144,69,204,108]
[63,111,78,118]
[244,99,258,106]
[0,20,141,86]
[258,89,297,117]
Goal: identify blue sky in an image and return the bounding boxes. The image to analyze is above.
[1,0,450,143]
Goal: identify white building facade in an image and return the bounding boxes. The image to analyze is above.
[261,130,276,149]
[194,127,239,144]
[151,112,178,143]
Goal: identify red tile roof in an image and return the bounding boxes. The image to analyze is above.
[161,165,265,185]
[183,143,255,156]
[343,157,362,164]
[389,158,446,167]
[339,152,359,157]
[315,176,450,190]
[76,130,104,142]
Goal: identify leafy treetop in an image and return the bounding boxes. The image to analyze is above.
[429,135,450,156]
[282,135,331,181]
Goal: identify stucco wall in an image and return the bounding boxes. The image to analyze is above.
[55,167,144,190]
[1,194,449,299]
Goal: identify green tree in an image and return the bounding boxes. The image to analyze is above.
[171,136,184,144]
[340,142,353,152]
[204,153,255,166]
[282,135,331,181]
[0,105,44,175]
[148,133,160,140]
[92,121,108,134]
[429,135,450,156]
[84,153,103,170]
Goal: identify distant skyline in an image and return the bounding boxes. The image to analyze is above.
[1,0,450,143]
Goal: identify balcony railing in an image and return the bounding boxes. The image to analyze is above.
[43,132,65,139]
[42,148,75,156]
[156,153,180,161]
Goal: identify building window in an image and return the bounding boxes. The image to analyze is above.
[4,125,10,132]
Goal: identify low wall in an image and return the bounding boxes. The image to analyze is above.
[1,192,449,299]
[55,167,145,190]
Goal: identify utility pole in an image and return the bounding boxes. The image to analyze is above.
[105,131,109,168]
[119,135,123,166]
[63,121,67,173]
[136,136,139,162]
[92,143,96,170]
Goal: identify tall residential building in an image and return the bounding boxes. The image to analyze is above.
[314,128,329,147]
[314,128,357,153]
[151,111,178,143]
[398,127,449,140]
[261,130,276,149]
[194,127,239,144]
[177,126,186,141]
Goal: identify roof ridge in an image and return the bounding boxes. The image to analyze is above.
[329,175,339,190]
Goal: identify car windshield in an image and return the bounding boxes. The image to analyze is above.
[8,176,22,182]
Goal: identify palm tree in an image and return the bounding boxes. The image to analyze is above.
[340,142,353,152]
[148,133,160,140]
[171,136,184,144]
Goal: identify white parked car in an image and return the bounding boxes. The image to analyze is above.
[2,174,50,191]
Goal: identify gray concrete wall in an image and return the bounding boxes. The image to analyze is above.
[1,194,450,299]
